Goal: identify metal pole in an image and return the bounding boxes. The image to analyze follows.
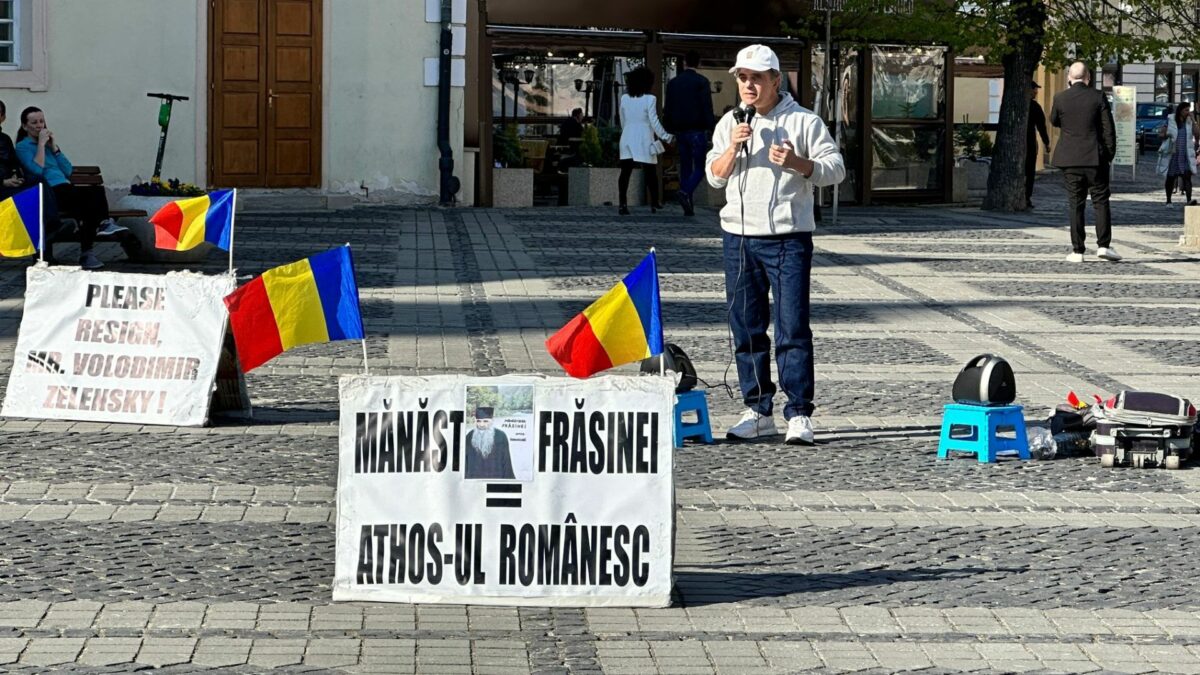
[37,184,43,263]
[228,188,237,275]
[827,6,840,223]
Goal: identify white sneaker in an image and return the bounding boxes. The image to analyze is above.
[1097,246,1122,261]
[725,409,777,440]
[1065,252,1084,263]
[97,219,128,236]
[785,415,815,446]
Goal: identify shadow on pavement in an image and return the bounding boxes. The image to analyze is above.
[673,566,1020,606]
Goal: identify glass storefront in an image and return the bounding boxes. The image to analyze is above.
[811,45,860,203]
[869,45,948,195]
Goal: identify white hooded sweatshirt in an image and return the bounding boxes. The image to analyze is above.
[705,92,845,236]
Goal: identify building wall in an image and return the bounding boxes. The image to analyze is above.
[0,0,202,188]
[952,78,993,125]
[326,0,464,202]
[0,0,463,202]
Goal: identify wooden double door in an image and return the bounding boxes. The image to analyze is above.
[209,0,322,188]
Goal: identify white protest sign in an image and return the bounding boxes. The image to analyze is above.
[2,265,236,426]
[334,374,675,607]
[1112,86,1136,167]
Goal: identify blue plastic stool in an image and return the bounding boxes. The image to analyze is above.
[937,403,1030,463]
[674,390,713,448]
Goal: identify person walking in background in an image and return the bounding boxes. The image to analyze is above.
[705,44,845,446]
[618,67,673,216]
[1164,102,1198,205]
[1026,81,1050,209]
[665,51,716,216]
[1050,62,1120,263]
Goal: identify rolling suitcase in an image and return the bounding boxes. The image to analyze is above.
[1094,391,1197,469]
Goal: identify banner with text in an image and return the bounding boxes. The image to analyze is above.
[334,374,675,607]
[2,266,236,426]
[1113,86,1137,167]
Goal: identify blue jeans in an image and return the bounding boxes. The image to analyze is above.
[722,231,815,419]
[677,131,708,197]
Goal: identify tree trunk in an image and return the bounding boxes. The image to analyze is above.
[982,0,1047,212]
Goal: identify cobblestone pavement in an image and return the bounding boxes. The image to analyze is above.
[0,154,1198,673]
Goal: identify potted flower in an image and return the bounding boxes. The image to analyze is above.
[117,177,217,263]
[491,125,533,207]
[567,123,643,206]
[952,121,991,203]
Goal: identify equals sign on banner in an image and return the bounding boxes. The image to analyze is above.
[485,483,522,508]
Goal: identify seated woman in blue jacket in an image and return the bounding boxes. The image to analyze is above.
[16,106,124,270]
[0,100,61,246]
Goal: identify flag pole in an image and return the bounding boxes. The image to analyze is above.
[347,241,369,376]
[37,184,43,263]
[227,188,237,275]
[651,246,664,377]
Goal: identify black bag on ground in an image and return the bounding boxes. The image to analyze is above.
[1094,391,1197,468]
[1049,404,1096,433]
[952,354,1016,406]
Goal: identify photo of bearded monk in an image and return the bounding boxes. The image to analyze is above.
[464,406,514,479]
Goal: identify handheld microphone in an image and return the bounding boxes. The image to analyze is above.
[731,104,756,155]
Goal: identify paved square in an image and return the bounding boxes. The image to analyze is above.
[0,162,1197,672]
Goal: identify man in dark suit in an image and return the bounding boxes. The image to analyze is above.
[664,51,716,216]
[1050,62,1121,262]
[1026,81,1050,209]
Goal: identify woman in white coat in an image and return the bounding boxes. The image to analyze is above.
[618,67,673,215]
[1164,102,1198,205]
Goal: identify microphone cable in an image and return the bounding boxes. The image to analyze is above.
[719,113,765,411]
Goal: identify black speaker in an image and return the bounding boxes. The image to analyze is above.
[952,354,1016,406]
[640,343,698,394]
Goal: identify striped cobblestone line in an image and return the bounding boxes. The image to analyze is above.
[2,603,1200,672]
[3,484,1200,527]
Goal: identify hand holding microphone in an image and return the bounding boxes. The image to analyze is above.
[730,104,756,156]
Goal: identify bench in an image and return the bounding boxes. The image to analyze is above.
[46,166,145,262]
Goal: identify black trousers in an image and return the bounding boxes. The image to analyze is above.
[1166,172,1193,202]
[1024,142,1038,203]
[52,183,109,253]
[1061,165,1112,253]
[618,159,659,207]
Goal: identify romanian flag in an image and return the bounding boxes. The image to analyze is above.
[546,250,663,378]
[149,189,235,251]
[0,185,42,258]
[223,245,365,372]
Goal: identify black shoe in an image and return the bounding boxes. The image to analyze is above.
[618,206,630,216]
[650,203,663,214]
[678,192,695,216]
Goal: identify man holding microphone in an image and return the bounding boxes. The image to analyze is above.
[706,45,845,445]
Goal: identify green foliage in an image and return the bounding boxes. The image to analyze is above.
[492,124,524,168]
[466,385,533,418]
[579,125,603,167]
[954,122,986,160]
[785,0,1183,73]
[598,123,622,167]
[977,132,994,158]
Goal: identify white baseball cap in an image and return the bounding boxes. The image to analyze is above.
[729,44,780,73]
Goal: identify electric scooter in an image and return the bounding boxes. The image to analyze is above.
[147,92,189,180]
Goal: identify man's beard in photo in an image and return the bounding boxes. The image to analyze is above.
[472,426,496,457]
